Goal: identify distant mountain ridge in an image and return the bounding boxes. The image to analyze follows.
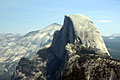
[103,34,120,60]
[103,34,120,42]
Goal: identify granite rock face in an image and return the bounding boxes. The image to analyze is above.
[12,14,119,80]
[51,14,110,60]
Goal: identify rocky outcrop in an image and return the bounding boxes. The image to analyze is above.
[62,43,120,80]
[11,48,51,80]
[12,14,120,80]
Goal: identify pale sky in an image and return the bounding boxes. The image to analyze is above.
[0,0,120,36]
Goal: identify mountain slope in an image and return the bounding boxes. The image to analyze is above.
[0,33,23,50]
[0,23,62,79]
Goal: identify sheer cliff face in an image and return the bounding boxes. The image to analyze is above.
[51,14,110,60]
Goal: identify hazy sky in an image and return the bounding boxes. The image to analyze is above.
[0,0,120,36]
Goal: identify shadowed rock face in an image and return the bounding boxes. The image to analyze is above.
[12,14,117,80]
